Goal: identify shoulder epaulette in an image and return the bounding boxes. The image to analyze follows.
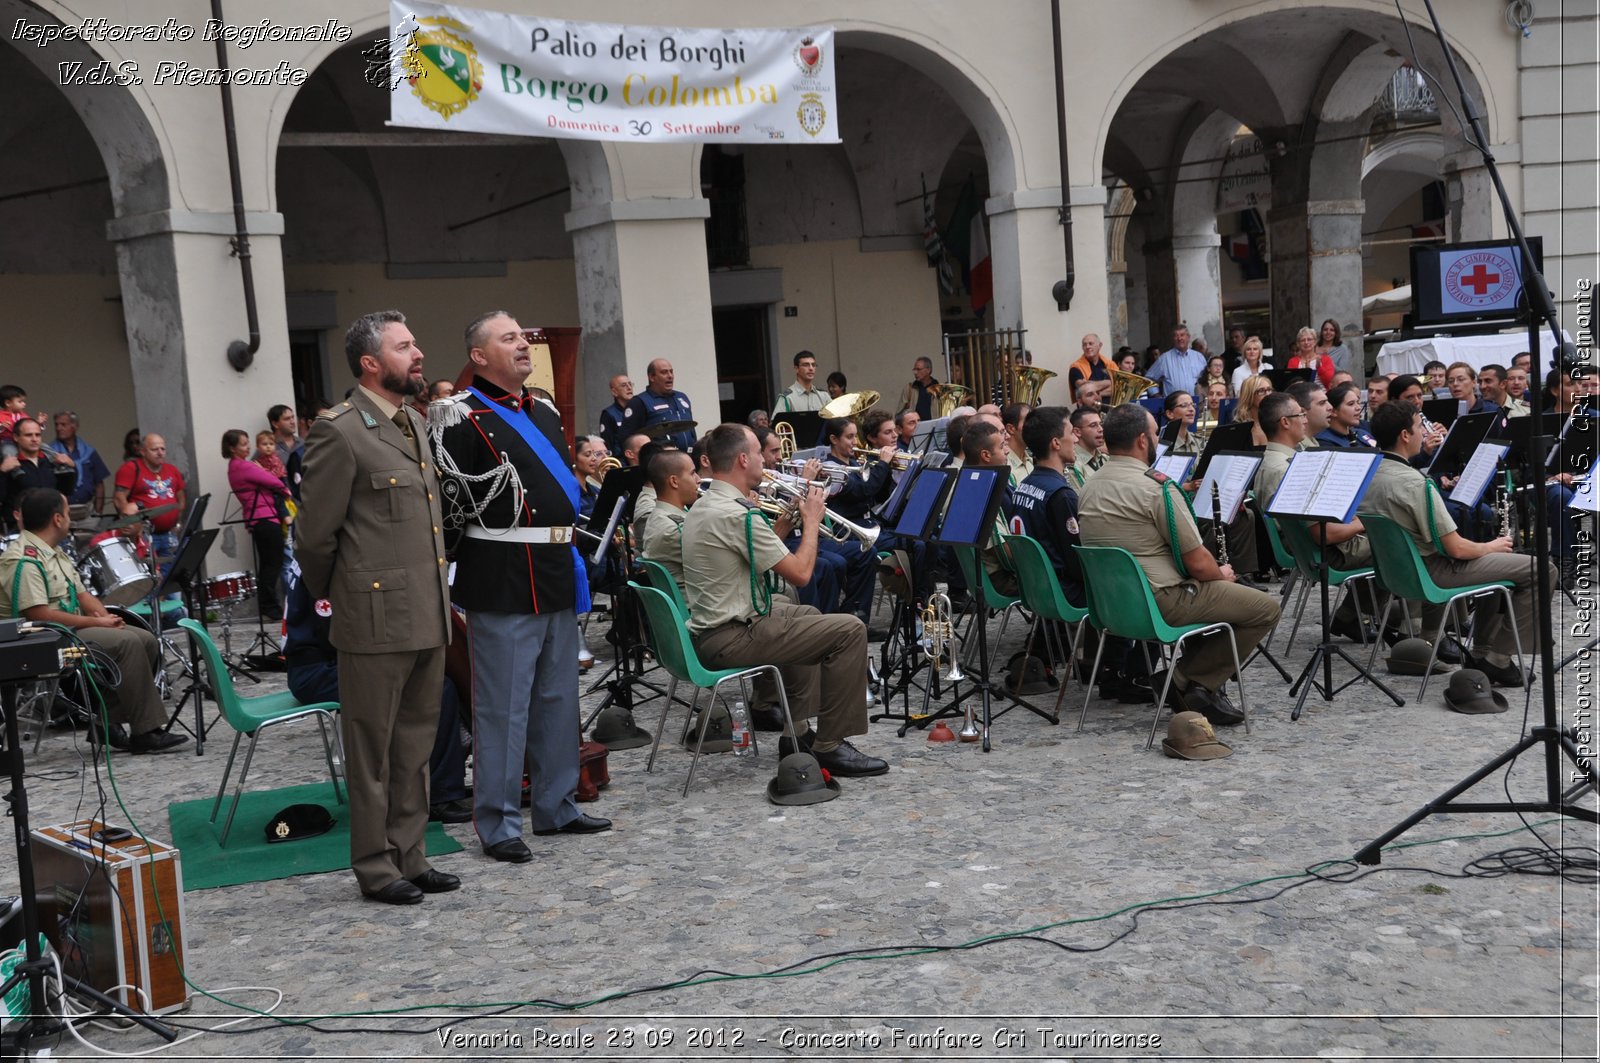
[1144,467,1172,484]
[320,402,354,420]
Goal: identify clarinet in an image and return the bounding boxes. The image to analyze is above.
[1211,481,1230,568]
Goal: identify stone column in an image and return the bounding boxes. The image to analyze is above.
[105,208,294,508]
[1441,148,1499,242]
[1265,199,1365,355]
[1172,233,1224,352]
[1141,237,1180,348]
[565,199,718,433]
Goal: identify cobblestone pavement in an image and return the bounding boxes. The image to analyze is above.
[3,587,1597,1061]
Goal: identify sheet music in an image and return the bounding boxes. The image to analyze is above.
[1154,442,1169,462]
[1195,453,1262,522]
[1153,454,1193,484]
[1448,442,1510,507]
[1571,458,1599,514]
[1266,449,1382,522]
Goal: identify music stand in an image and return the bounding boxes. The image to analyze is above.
[871,467,954,730]
[1425,410,1499,479]
[581,467,671,723]
[1420,396,1461,431]
[161,527,218,752]
[771,411,823,452]
[1267,449,1402,720]
[934,466,1027,752]
[1264,367,1314,392]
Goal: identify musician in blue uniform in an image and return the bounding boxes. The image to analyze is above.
[430,312,611,865]
[624,358,696,450]
[819,414,896,621]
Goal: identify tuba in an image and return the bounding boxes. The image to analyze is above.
[819,390,881,423]
[1109,369,1159,406]
[926,383,973,418]
[1012,366,1058,406]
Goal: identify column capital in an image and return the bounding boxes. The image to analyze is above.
[984,185,1105,216]
[106,209,284,242]
[563,198,711,234]
[1441,143,1520,172]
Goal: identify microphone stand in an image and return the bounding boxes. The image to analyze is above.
[1355,0,1596,864]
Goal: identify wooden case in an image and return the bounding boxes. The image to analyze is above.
[30,820,190,1015]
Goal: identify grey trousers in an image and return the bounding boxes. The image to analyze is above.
[693,602,868,750]
[338,645,445,893]
[467,608,581,843]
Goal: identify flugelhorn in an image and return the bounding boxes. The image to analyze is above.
[1110,368,1159,406]
[760,472,881,552]
[921,592,965,684]
[1013,365,1058,406]
[852,446,919,470]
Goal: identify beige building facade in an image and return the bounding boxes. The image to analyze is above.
[2,0,1594,525]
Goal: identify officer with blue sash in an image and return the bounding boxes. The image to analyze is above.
[430,311,612,865]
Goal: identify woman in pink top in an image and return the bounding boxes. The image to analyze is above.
[224,428,290,620]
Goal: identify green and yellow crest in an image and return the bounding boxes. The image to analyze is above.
[405,17,484,120]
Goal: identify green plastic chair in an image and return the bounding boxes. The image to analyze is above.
[952,543,1024,666]
[1355,513,1525,698]
[1073,545,1251,748]
[637,559,689,617]
[1257,512,1299,651]
[1005,535,1090,720]
[629,583,797,796]
[1273,516,1378,651]
[177,619,343,846]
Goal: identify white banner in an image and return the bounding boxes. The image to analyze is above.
[386,2,839,144]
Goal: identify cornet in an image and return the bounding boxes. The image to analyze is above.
[921,592,966,684]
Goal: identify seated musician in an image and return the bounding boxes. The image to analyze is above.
[638,449,698,587]
[819,414,898,623]
[1004,407,1084,607]
[1363,401,1555,688]
[1256,392,1384,644]
[681,425,888,778]
[0,488,185,753]
[754,425,852,616]
[1067,406,1107,488]
[957,417,1021,598]
[1159,392,1202,455]
[1077,406,1281,726]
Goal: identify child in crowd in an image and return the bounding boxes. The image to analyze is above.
[0,385,28,458]
[253,431,286,480]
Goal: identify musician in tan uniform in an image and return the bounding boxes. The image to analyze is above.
[1360,400,1552,688]
[0,488,185,753]
[681,424,887,778]
[638,448,697,586]
[1077,405,1281,725]
[296,310,456,905]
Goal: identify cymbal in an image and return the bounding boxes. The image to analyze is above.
[643,419,697,439]
[105,502,178,531]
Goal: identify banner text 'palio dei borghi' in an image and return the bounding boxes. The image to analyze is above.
[386,2,838,143]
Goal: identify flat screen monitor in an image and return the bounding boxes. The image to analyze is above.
[1409,237,1544,329]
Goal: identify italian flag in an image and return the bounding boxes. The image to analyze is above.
[968,211,992,316]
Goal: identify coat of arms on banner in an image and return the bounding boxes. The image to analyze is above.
[797,92,827,136]
[407,16,484,119]
[793,35,824,76]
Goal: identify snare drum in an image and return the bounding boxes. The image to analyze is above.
[204,571,256,605]
[80,538,157,606]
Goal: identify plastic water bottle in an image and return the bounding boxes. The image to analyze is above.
[729,700,752,756]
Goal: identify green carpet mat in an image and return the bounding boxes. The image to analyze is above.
[167,781,464,891]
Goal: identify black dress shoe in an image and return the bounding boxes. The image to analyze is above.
[364,879,424,905]
[1433,635,1465,665]
[429,798,473,824]
[777,731,815,758]
[1185,685,1246,726]
[749,704,786,732]
[128,729,187,754]
[1463,652,1530,689]
[811,740,888,777]
[89,720,130,751]
[484,838,533,863]
[533,813,612,836]
[409,868,461,894]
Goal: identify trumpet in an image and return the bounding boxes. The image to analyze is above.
[760,472,881,552]
[773,421,797,461]
[779,458,856,488]
[852,446,919,471]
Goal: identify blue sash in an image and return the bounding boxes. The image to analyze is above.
[465,388,590,612]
